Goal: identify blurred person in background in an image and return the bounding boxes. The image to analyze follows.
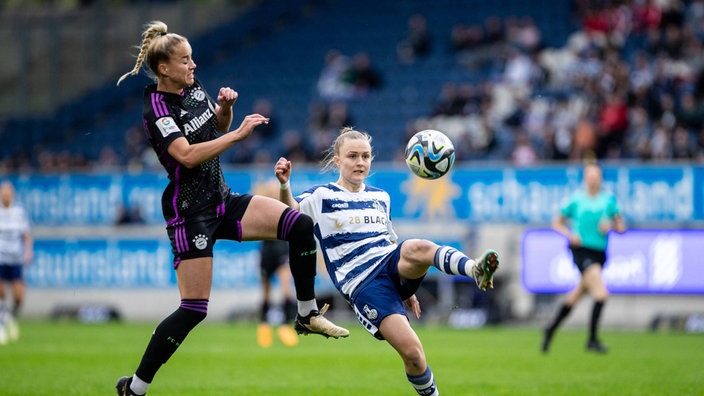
[542,162,626,354]
[0,181,33,345]
[275,127,500,396]
[114,20,348,396]
[253,180,298,348]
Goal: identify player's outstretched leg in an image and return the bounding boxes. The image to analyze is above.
[433,246,500,291]
[471,250,500,291]
[294,303,349,339]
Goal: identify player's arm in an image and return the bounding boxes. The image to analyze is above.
[168,113,268,168]
[274,157,300,211]
[214,87,237,133]
[610,214,626,234]
[23,230,33,265]
[552,214,581,246]
[404,295,421,319]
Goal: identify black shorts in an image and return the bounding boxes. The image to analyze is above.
[569,246,606,273]
[259,239,289,280]
[166,193,253,268]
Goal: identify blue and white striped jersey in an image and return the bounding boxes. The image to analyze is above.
[0,205,31,264]
[296,182,397,300]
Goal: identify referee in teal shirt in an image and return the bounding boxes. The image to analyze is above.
[542,162,626,354]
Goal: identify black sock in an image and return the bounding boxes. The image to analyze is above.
[278,208,317,301]
[12,301,21,317]
[135,300,207,383]
[589,301,605,342]
[260,300,269,323]
[547,303,572,333]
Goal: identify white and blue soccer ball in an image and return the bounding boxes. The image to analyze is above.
[404,129,456,179]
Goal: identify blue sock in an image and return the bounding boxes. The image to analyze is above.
[407,366,439,396]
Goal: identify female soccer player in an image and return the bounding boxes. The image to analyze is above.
[542,162,626,354]
[114,21,347,396]
[274,127,499,396]
[0,181,33,345]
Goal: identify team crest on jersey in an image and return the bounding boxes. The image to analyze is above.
[192,88,206,101]
[372,199,384,214]
[155,116,180,137]
[363,304,378,320]
[193,234,209,250]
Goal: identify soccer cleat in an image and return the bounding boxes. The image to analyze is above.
[277,324,299,347]
[471,250,500,291]
[586,339,608,354]
[257,323,273,348]
[7,317,19,342]
[116,376,144,396]
[294,303,350,339]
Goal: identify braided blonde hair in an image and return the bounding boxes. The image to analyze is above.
[116,21,188,86]
[321,126,374,172]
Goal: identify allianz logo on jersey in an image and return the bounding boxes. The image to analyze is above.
[183,108,213,135]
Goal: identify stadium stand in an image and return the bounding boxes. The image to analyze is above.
[2,0,704,169]
[0,0,577,169]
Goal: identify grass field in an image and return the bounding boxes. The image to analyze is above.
[0,319,702,395]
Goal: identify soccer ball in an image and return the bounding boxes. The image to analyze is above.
[404,129,456,179]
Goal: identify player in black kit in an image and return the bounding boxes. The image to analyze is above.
[114,20,348,396]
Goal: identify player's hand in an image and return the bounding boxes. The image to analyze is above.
[233,113,268,141]
[568,233,582,247]
[598,219,612,235]
[404,295,421,319]
[217,87,238,108]
[274,157,292,184]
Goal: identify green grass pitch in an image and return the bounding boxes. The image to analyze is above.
[0,320,702,395]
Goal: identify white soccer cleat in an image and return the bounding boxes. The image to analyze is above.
[471,250,500,291]
[294,303,350,339]
[7,317,19,342]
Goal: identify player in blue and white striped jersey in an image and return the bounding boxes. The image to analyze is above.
[0,181,33,345]
[275,127,500,396]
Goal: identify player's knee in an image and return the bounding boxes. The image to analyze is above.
[405,239,437,259]
[400,345,426,371]
[594,290,609,302]
[278,208,314,242]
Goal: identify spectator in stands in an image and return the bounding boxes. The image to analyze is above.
[0,181,32,345]
[251,98,279,140]
[317,49,353,100]
[397,13,432,64]
[542,161,626,354]
[114,20,348,396]
[430,83,466,117]
[342,52,384,96]
[280,129,313,163]
[596,91,629,159]
[511,133,539,166]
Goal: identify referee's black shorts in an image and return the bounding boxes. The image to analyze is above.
[569,246,607,273]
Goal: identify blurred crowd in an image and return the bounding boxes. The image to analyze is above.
[3,0,704,172]
[411,0,704,165]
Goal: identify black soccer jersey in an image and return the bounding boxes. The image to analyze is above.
[142,78,230,224]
